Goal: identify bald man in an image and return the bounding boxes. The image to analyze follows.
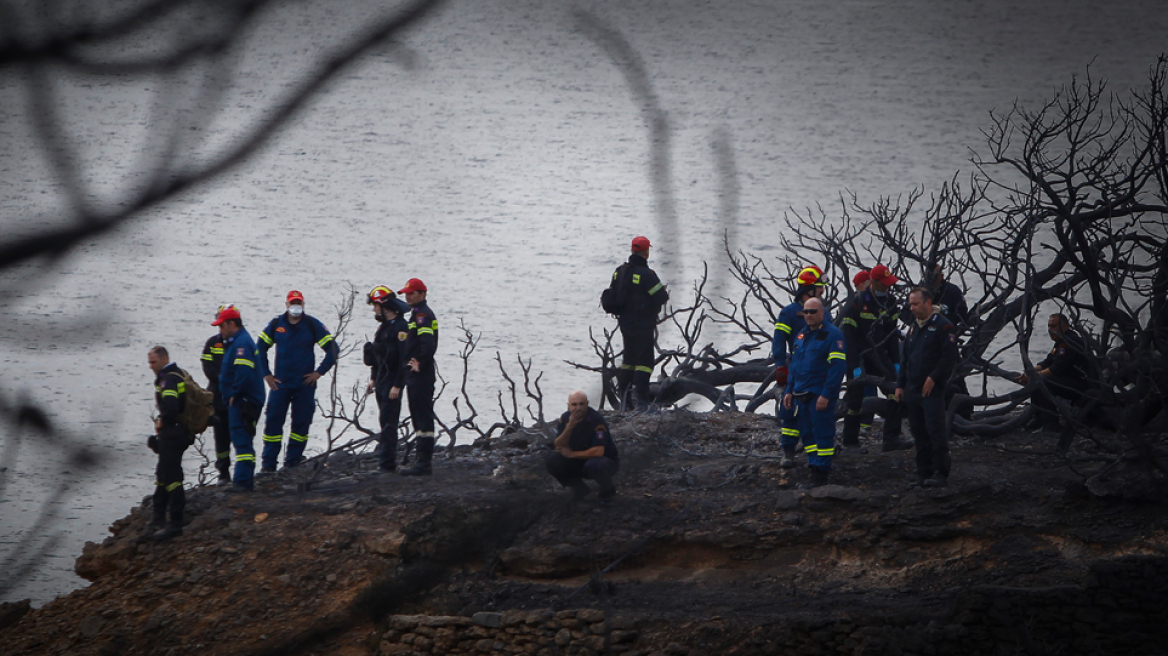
[546,391,620,504]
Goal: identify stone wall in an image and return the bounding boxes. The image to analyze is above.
[380,609,637,656]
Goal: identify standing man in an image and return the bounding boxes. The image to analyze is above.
[896,287,960,487]
[364,286,411,473]
[839,264,909,451]
[394,278,440,476]
[773,265,831,469]
[926,263,972,418]
[609,236,669,409]
[546,390,620,504]
[147,346,190,541]
[256,291,339,472]
[214,305,266,492]
[781,298,848,489]
[201,305,232,485]
[1017,313,1093,432]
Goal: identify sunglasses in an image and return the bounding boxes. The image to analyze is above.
[802,309,821,315]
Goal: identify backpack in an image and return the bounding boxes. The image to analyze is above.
[173,368,215,436]
[601,264,634,316]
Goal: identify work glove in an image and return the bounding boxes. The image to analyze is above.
[147,434,159,453]
[853,367,863,378]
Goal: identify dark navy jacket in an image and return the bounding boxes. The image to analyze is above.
[366,315,409,388]
[257,313,338,389]
[931,280,970,328]
[219,329,266,406]
[154,362,186,428]
[396,301,439,386]
[772,300,834,364]
[201,334,225,395]
[612,254,669,329]
[1038,328,1092,382]
[840,290,901,377]
[783,323,848,400]
[897,313,959,392]
[556,408,619,461]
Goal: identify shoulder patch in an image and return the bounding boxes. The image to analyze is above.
[237,347,246,356]
[398,331,408,341]
[949,334,956,343]
[276,326,286,333]
[837,340,844,349]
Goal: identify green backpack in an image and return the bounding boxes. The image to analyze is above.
[172,368,215,436]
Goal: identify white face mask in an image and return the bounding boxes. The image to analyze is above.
[287,304,305,318]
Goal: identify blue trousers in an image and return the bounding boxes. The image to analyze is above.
[262,385,316,468]
[229,400,261,488]
[787,395,837,473]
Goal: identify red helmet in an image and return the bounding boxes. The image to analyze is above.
[367,285,393,306]
[212,304,240,326]
[796,265,825,287]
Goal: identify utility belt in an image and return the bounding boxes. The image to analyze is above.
[793,391,817,403]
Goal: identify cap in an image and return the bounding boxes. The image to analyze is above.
[868,265,899,286]
[631,236,651,252]
[853,270,871,286]
[398,278,427,294]
[286,290,305,304]
[212,305,240,326]
[796,265,825,287]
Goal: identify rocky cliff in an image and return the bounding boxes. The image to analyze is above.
[3,411,1167,656]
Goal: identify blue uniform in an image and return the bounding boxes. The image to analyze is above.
[256,313,339,469]
[782,322,848,472]
[219,329,265,488]
[771,301,833,363]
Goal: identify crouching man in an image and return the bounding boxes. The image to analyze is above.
[546,391,620,504]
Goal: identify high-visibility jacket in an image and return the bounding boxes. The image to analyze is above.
[611,254,668,329]
[840,289,901,378]
[396,301,438,386]
[256,313,338,389]
[219,329,265,406]
[154,362,186,428]
[783,323,848,400]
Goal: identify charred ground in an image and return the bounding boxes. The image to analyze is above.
[3,409,1168,656]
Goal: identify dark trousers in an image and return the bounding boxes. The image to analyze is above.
[1030,375,1085,429]
[229,400,261,488]
[618,324,655,407]
[843,383,902,444]
[153,426,190,524]
[375,382,403,469]
[211,393,231,475]
[546,453,619,496]
[262,385,317,468]
[407,373,436,436]
[904,389,950,479]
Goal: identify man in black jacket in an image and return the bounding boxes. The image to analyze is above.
[395,278,440,476]
[896,288,959,488]
[200,306,232,485]
[1018,313,1093,432]
[364,286,411,473]
[546,391,620,504]
[147,346,191,542]
[609,236,669,409]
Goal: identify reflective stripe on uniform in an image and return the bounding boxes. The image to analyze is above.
[417,327,435,336]
[620,364,634,370]
[236,453,255,462]
[817,447,835,456]
[201,353,214,361]
[258,332,274,345]
[648,283,663,295]
[859,312,877,321]
[775,322,792,334]
[828,352,846,361]
[632,274,641,284]
[290,433,309,443]
[262,434,283,443]
[841,318,858,328]
[804,444,819,455]
[165,481,182,492]
[317,335,334,347]
[234,358,255,368]
[216,451,231,459]
[161,390,180,398]
[781,428,800,437]
[176,382,185,393]
[209,347,225,354]
[635,365,653,373]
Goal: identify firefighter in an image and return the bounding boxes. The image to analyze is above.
[1017,313,1093,432]
[394,278,440,476]
[926,263,973,418]
[546,390,620,504]
[146,346,190,541]
[781,297,848,489]
[896,287,960,487]
[256,291,339,472]
[364,286,411,473]
[608,236,669,409]
[839,264,910,451]
[773,265,832,469]
[200,305,232,485]
[214,305,265,492]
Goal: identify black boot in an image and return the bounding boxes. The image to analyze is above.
[798,468,830,490]
[378,430,398,472]
[881,434,914,452]
[400,436,434,476]
[780,447,797,469]
[841,414,862,447]
[152,486,186,541]
[152,521,183,542]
